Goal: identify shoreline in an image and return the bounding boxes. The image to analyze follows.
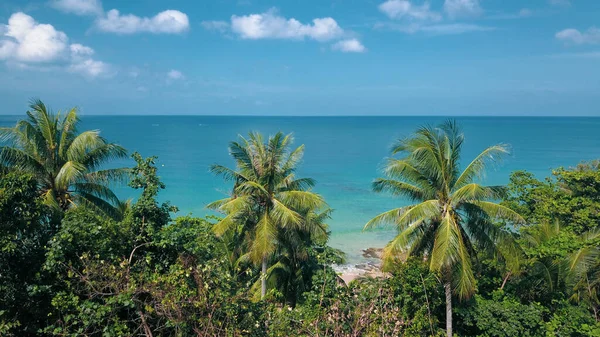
[333,247,386,284]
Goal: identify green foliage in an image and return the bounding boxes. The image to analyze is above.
[0,170,52,336]
[504,162,600,234]
[545,302,600,337]
[457,291,547,337]
[366,120,523,300]
[265,258,445,337]
[209,132,330,301]
[0,100,129,218]
[2,116,600,336]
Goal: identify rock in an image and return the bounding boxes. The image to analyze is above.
[362,247,384,259]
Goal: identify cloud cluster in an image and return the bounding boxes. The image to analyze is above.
[51,0,190,35]
[556,27,600,45]
[203,9,365,53]
[443,0,482,19]
[378,0,441,21]
[95,9,189,35]
[0,12,110,77]
[51,0,103,16]
[230,9,343,41]
[0,12,68,63]
[331,39,366,53]
[377,0,488,35]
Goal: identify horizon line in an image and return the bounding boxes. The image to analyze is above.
[2,114,600,118]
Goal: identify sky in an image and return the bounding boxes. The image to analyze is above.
[0,0,599,116]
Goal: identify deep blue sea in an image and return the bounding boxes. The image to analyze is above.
[2,116,600,262]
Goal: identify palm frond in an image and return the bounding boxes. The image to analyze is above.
[372,178,426,201]
[85,168,130,185]
[250,213,277,264]
[0,147,45,175]
[451,183,506,204]
[365,200,440,231]
[381,218,426,264]
[453,144,509,189]
[467,200,525,225]
[277,191,325,211]
[74,191,121,220]
[58,107,79,158]
[55,161,86,190]
[66,130,104,162]
[430,212,462,272]
[271,198,302,228]
[72,182,121,205]
[210,164,248,182]
[81,143,127,170]
[236,181,270,199]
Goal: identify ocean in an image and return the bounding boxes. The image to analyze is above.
[2,116,600,263]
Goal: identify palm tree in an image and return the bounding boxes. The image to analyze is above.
[259,207,332,305]
[364,120,524,337]
[521,221,566,293]
[565,227,600,321]
[0,100,128,218]
[208,132,325,299]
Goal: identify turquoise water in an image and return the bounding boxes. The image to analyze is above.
[2,116,600,262]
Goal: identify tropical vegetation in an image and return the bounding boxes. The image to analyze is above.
[0,100,128,218]
[1,103,599,336]
[364,121,524,337]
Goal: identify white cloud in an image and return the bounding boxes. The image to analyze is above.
[0,12,68,63]
[443,0,482,19]
[230,9,344,41]
[95,9,189,34]
[70,43,94,56]
[0,12,110,77]
[167,69,184,80]
[376,22,493,35]
[69,58,111,77]
[378,0,441,21]
[50,0,103,16]
[331,38,366,53]
[69,43,112,78]
[201,20,230,33]
[556,27,600,45]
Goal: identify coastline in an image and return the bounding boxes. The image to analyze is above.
[333,247,386,284]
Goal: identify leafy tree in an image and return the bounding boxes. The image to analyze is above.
[209,132,325,299]
[565,227,600,321]
[504,162,600,234]
[44,155,265,336]
[365,120,524,337]
[456,291,547,337]
[0,100,128,218]
[0,170,52,336]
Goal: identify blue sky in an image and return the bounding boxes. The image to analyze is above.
[0,0,599,116]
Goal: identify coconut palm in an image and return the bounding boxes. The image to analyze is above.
[208,132,325,299]
[0,100,128,218]
[258,207,332,305]
[565,227,600,321]
[364,120,524,337]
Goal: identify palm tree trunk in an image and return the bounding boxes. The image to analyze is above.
[261,257,267,299]
[500,271,511,290]
[444,280,453,337]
